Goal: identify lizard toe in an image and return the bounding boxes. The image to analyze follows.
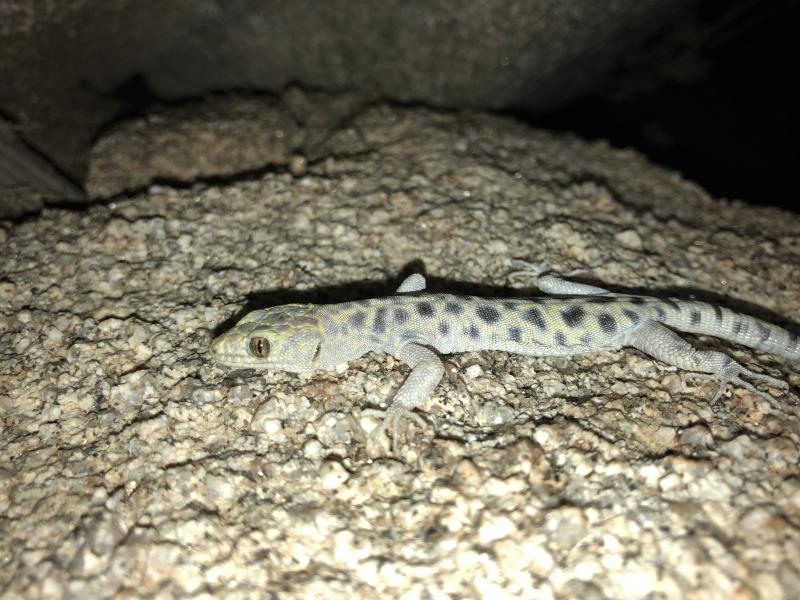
[361,407,428,453]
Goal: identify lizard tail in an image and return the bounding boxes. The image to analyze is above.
[649,299,799,361]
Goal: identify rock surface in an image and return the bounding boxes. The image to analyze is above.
[1,102,799,598]
[0,0,693,216]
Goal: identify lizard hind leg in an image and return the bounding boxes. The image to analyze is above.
[628,320,789,409]
[508,261,610,295]
[536,274,612,296]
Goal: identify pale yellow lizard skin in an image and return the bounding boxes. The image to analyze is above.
[211,273,797,450]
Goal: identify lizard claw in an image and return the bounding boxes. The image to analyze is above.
[709,365,789,409]
[362,406,428,453]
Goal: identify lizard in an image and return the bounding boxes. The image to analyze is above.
[210,272,798,450]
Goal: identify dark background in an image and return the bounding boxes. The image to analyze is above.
[535,0,798,213]
[1,0,797,217]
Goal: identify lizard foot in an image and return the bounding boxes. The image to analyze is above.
[709,364,789,409]
[507,260,592,279]
[362,406,428,453]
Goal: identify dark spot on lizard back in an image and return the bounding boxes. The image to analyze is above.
[713,305,723,324]
[372,307,387,333]
[554,331,567,346]
[732,321,744,335]
[508,326,522,343]
[690,310,701,325]
[663,299,681,313]
[630,297,646,305]
[523,307,546,330]
[757,323,771,343]
[586,296,616,304]
[623,309,640,324]
[416,301,435,317]
[476,304,501,324]
[393,308,409,324]
[439,321,450,336]
[654,306,667,321]
[444,302,464,315]
[502,301,518,311]
[597,313,617,335]
[580,333,594,345]
[349,311,367,328]
[466,323,480,339]
[561,305,586,327]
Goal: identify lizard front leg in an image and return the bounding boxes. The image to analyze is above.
[363,342,444,452]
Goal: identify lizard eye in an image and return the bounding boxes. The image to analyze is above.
[248,336,270,358]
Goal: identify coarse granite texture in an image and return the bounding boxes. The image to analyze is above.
[1,0,693,217]
[2,103,800,598]
[85,90,365,199]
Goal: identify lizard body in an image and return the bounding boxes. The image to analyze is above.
[211,273,797,449]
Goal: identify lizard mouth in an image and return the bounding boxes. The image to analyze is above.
[210,353,262,368]
[210,346,317,373]
[209,336,256,367]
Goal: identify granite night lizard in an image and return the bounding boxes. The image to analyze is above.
[211,272,798,450]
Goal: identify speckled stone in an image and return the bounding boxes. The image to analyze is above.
[1,100,799,598]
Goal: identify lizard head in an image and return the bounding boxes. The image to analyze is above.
[210,304,322,372]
